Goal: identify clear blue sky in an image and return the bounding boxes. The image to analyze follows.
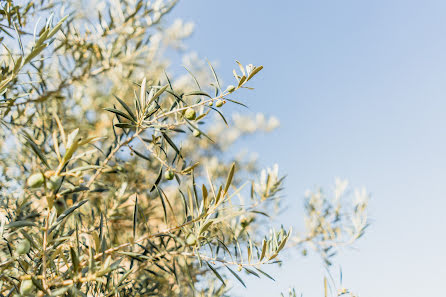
[170,1,446,296]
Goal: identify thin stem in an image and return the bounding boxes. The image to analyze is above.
[144,89,233,126]
[77,129,142,201]
[41,207,51,293]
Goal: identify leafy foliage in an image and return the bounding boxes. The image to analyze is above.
[0,1,368,296]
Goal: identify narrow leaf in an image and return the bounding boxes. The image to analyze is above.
[104,107,135,122]
[224,163,235,195]
[207,60,221,91]
[255,267,275,281]
[184,91,212,98]
[226,266,246,288]
[206,261,225,286]
[113,95,136,121]
[247,65,263,81]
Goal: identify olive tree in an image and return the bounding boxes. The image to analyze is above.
[0,1,368,296]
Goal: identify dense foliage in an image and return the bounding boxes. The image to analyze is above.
[0,1,368,296]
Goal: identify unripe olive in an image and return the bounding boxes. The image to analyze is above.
[48,175,62,191]
[164,170,174,180]
[215,100,224,107]
[192,129,201,137]
[237,265,242,272]
[27,173,44,188]
[208,101,213,106]
[185,233,197,246]
[226,85,236,93]
[20,279,34,295]
[16,239,30,255]
[184,108,196,120]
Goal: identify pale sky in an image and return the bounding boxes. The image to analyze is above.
[170,1,446,296]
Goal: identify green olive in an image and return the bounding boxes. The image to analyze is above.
[192,129,201,137]
[27,173,44,188]
[164,170,174,180]
[215,100,224,107]
[186,233,197,246]
[226,85,236,93]
[208,101,213,106]
[16,239,30,255]
[184,108,196,120]
[20,279,34,295]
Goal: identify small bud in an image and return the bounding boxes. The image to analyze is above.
[193,129,201,137]
[27,173,44,188]
[186,233,197,246]
[185,108,196,120]
[208,101,213,106]
[164,170,174,180]
[215,100,224,107]
[20,279,34,295]
[237,264,242,272]
[226,85,236,93]
[16,239,30,255]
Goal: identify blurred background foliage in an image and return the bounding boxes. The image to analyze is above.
[0,1,368,296]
